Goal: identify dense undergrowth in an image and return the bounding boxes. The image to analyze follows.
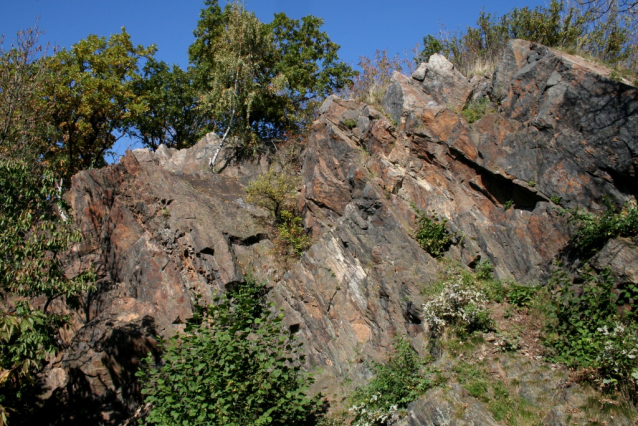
[137,277,321,426]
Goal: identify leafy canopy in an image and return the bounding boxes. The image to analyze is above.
[130,59,207,150]
[189,0,356,148]
[43,29,155,178]
[137,277,320,425]
[0,159,94,423]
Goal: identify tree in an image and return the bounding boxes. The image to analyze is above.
[0,159,94,424]
[129,59,209,150]
[265,13,358,134]
[42,29,155,179]
[188,1,355,168]
[190,1,272,168]
[137,278,319,426]
[578,0,638,16]
[0,26,52,162]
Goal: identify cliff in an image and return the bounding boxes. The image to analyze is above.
[36,39,638,425]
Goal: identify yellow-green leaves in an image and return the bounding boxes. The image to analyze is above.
[43,29,155,178]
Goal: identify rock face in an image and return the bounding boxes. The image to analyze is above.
[37,40,637,424]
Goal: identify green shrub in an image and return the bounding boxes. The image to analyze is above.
[545,266,638,399]
[277,210,311,258]
[422,273,493,336]
[412,206,452,258]
[349,338,435,426]
[462,97,497,123]
[506,283,538,308]
[564,201,638,257]
[342,118,357,129]
[246,167,311,259]
[0,159,94,422]
[474,259,494,281]
[137,277,319,425]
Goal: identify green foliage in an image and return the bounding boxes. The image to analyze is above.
[43,29,155,178]
[550,195,563,205]
[461,97,497,124]
[507,284,538,308]
[138,277,319,425]
[130,59,208,150]
[545,266,638,398]
[246,167,299,220]
[564,201,638,257]
[419,0,637,77]
[412,206,452,258]
[0,159,94,422]
[189,0,355,149]
[349,338,435,426]
[277,210,311,258]
[474,259,495,281]
[422,264,494,337]
[342,118,357,129]
[0,27,52,162]
[246,166,310,260]
[503,200,514,211]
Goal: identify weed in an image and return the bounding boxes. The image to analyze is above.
[452,361,535,422]
[563,200,638,257]
[475,259,494,281]
[349,337,436,425]
[411,204,452,258]
[422,274,493,336]
[246,166,311,260]
[507,283,537,308]
[462,97,497,123]
[550,195,562,205]
[545,265,638,400]
[503,200,514,210]
[528,180,536,187]
[342,118,357,129]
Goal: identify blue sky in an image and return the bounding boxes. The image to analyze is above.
[1,0,547,157]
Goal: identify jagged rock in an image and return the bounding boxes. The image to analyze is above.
[591,237,638,287]
[411,53,474,111]
[491,39,638,208]
[34,39,638,424]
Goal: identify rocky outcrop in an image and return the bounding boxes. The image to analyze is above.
[36,39,638,424]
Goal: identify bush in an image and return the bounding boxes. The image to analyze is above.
[246,166,311,259]
[276,210,311,258]
[422,274,493,336]
[0,159,94,423]
[412,206,452,258]
[545,266,638,399]
[349,338,435,426]
[462,97,497,123]
[564,200,638,257]
[137,277,320,425]
[506,283,538,308]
